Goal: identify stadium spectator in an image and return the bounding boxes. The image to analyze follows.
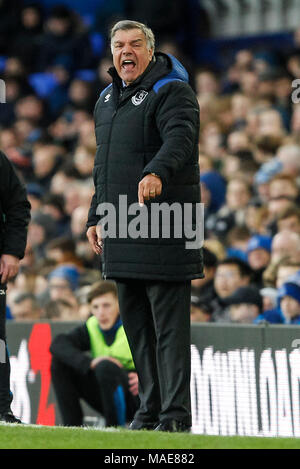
[50,280,139,427]
[42,298,78,321]
[48,264,80,312]
[190,290,213,323]
[10,292,41,321]
[268,174,299,201]
[211,177,252,241]
[191,247,218,305]
[276,205,300,234]
[223,286,263,324]
[271,230,300,263]
[246,235,272,288]
[278,281,300,324]
[36,5,94,72]
[275,261,300,288]
[27,211,57,259]
[212,258,253,322]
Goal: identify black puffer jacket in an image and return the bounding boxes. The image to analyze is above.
[0,151,31,259]
[87,53,203,281]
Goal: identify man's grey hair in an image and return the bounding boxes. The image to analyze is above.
[110,20,155,53]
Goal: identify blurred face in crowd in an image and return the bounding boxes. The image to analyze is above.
[74,146,94,177]
[195,71,219,96]
[240,71,258,97]
[276,265,300,288]
[291,106,300,133]
[22,7,41,29]
[277,145,300,177]
[49,277,73,301]
[90,293,119,330]
[271,231,300,263]
[190,304,211,323]
[11,298,41,321]
[229,304,259,324]
[47,17,70,36]
[222,155,241,180]
[33,146,58,178]
[226,179,251,210]
[258,110,284,137]
[214,264,249,299]
[112,28,153,85]
[278,215,300,234]
[227,131,249,153]
[268,198,294,219]
[69,80,91,104]
[269,178,298,200]
[231,93,251,121]
[235,50,253,68]
[281,296,300,320]
[71,206,89,237]
[248,249,270,271]
[15,96,43,123]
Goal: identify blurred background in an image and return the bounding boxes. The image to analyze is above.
[2,0,300,326]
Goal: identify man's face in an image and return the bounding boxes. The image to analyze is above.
[12,299,40,321]
[278,216,300,234]
[229,304,259,323]
[90,293,119,330]
[248,249,270,271]
[281,296,300,320]
[112,28,153,85]
[276,266,300,288]
[214,264,249,299]
[49,277,72,301]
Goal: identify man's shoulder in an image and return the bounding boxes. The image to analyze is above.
[99,83,113,99]
[152,74,188,95]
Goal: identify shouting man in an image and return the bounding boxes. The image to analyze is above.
[87,20,203,432]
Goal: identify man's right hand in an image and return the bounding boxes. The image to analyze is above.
[86,225,103,255]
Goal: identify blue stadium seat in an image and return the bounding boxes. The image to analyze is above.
[89,32,105,58]
[29,73,59,98]
[75,69,97,81]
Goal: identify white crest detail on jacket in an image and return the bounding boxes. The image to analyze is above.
[104,93,111,102]
[131,90,148,106]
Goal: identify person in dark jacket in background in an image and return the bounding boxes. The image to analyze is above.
[50,281,138,427]
[0,150,31,423]
[86,20,203,432]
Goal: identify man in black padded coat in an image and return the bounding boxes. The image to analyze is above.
[0,150,31,423]
[87,20,203,432]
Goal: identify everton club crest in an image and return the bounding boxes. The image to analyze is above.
[131,90,148,106]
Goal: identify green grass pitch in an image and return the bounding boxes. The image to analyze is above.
[0,424,299,449]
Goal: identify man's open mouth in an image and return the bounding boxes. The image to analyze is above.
[122,59,136,71]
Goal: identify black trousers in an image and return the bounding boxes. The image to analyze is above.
[0,283,12,414]
[116,279,192,426]
[51,357,139,427]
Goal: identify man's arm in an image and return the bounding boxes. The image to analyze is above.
[142,81,200,186]
[0,152,31,282]
[0,152,31,259]
[50,324,93,375]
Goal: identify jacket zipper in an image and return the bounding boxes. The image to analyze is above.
[102,88,142,279]
[102,107,118,280]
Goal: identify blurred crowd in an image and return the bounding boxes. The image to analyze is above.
[1,1,300,326]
